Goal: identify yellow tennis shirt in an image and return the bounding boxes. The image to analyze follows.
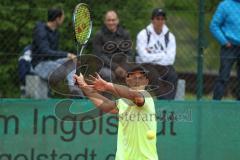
[115,90,158,160]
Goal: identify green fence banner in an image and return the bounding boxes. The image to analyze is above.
[0,99,239,160]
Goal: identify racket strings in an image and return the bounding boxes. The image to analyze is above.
[74,5,91,44]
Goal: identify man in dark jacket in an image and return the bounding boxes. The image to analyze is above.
[32,8,82,97]
[92,10,132,83]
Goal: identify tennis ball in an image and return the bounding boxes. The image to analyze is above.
[146,130,156,140]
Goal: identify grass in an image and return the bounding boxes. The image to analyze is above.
[185,92,236,101]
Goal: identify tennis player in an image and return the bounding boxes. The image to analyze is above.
[74,65,158,160]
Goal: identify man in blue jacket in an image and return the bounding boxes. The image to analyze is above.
[32,8,83,98]
[210,0,240,100]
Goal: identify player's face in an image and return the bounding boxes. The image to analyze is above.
[126,71,149,90]
[104,12,119,32]
[152,16,165,32]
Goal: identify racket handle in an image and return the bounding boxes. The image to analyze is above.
[75,69,80,85]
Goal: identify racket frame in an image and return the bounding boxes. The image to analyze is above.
[72,3,92,75]
[73,3,92,57]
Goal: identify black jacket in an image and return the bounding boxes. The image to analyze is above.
[92,25,132,70]
[31,21,67,67]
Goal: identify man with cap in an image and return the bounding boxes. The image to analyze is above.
[74,65,158,160]
[136,8,178,99]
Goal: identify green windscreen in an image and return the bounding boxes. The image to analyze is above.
[0,99,239,160]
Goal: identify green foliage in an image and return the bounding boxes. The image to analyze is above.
[0,0,153,97]
[0,0,223,97]
[164,0,198,10]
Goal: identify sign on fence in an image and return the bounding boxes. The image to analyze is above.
[0,99,239,160]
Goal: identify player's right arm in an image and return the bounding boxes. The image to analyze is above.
[74,74,118,114]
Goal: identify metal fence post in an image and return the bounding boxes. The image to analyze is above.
[197,0,205,100]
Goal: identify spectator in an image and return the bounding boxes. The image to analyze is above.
[210,0,240,100]
[31,8,83,97]
[92,10,132,83]
[136,8,178,99]
[18,45,32,98]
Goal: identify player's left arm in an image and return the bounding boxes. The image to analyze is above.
[91,73,145,106]
[107,83,145,107]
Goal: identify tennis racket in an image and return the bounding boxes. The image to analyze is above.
[73,3,92,75]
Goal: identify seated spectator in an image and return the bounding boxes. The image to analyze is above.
[136,8,178,99]
[18,45,32,98]
[92,10,132,84]
[31,8,83,98]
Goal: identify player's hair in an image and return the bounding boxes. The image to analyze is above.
[48,8,64,22]
[127,66,149,79]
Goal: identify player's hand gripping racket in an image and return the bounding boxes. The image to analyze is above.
[73,3,92,75]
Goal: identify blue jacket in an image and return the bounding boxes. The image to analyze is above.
[31,21,68,67]
[210,0,240,46]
